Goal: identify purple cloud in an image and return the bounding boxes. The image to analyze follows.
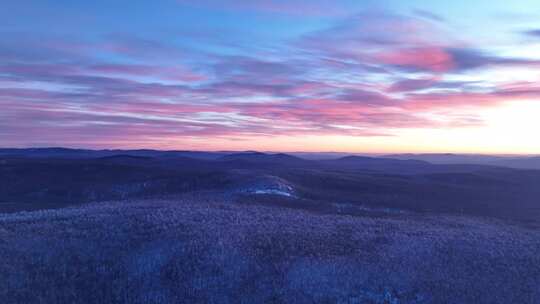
[523,29,540,37]
[3,8,540,149]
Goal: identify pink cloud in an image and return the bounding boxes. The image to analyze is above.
[5,9,540,149]
[402,81,540,111]
[377,47,454,72]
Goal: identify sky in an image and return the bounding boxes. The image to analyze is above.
[2,0,540,154]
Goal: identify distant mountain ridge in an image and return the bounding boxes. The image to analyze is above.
[2,148,539,169]
[386,153,540,169]
[2,147,540,223]
[0,147,227,160]
[219,152,306,163]
[335,155,430,165]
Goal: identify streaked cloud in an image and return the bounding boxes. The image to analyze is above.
[2,1,540,152]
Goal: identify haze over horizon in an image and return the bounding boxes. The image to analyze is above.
[2,0,540,154]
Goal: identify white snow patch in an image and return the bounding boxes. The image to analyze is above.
[253,189,293,197]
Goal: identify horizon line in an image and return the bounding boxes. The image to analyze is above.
[0,146,537,157]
